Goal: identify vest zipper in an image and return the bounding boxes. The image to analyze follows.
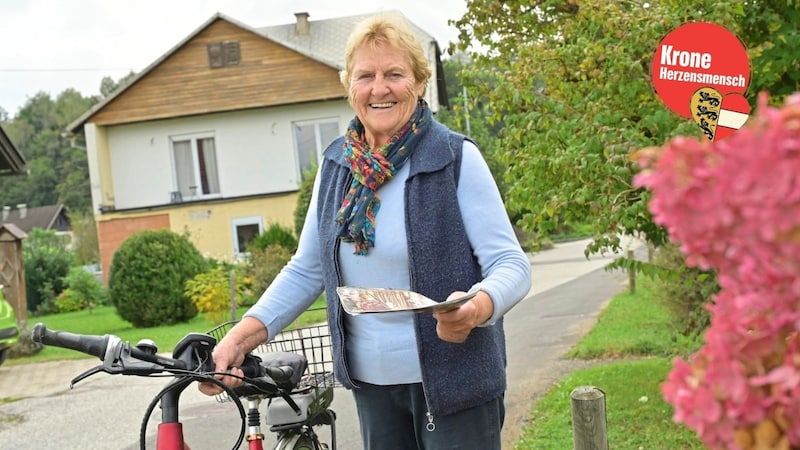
[408,240,435,432]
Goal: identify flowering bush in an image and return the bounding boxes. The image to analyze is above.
[634,92,800,450]
[184,266,251,323]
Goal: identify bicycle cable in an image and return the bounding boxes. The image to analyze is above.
[138,372,247,450]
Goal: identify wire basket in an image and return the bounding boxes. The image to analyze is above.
[207,321,340,393]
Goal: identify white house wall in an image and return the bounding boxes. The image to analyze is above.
[106,100,353,210]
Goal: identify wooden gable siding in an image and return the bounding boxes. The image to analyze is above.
[90,19,346,126]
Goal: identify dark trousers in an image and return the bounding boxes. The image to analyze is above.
[352,381,504,450]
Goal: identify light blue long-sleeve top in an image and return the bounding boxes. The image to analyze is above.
[244,139,532,385]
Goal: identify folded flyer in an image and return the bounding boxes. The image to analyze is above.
[336,286,477,315]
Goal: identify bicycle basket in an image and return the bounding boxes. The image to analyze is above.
[207,321,339,395]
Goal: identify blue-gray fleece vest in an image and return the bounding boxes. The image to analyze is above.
[316,121,507,416]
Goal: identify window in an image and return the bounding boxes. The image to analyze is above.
[232,216,263,257]
[207,41,240,68]
[171,134,220,200]
[293,119,340,179]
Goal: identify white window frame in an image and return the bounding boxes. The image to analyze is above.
[292,118,340,180]
[231,216,264,258]
[169,131,221,201]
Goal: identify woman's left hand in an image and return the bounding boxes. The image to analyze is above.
[433,291,494,343]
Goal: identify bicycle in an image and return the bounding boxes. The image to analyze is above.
[31,321,338,450]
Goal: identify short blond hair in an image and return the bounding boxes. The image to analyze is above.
[340,14,431,98]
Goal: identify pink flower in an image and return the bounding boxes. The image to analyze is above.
[642,92,800,448]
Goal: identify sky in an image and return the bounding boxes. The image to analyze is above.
[0,0,468,119]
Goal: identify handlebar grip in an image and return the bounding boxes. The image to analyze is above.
[265,365,295,384]
[237,354,265,378]
[31,323,111,360]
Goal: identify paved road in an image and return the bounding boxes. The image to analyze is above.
[0,238,637,449]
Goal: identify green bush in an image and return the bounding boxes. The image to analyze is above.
[54,266,108,312]
[247,222,298,253]
[650,242,719,338]
[108,229,207,327]
[23,229,76,314]
[293,163,317,239]
[245,244,293,297]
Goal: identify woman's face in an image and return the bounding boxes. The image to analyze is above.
[348,43,425,148]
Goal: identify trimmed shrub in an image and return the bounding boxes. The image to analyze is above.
[108,229,207,327]
[247,222,298,253]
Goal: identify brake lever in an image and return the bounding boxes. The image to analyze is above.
[70,365,113,388]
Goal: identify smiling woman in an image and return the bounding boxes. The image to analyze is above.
[203,13,531,450]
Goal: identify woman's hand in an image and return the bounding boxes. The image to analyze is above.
[198,337,246,396]
[198,317,269,396]
[433,291,494,343]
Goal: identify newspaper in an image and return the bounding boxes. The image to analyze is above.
[336,286,477,315]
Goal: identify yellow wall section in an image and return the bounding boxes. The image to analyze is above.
[170,194,299,262]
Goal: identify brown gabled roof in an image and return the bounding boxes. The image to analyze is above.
[67,10,445,133]
[0,204,70,233]
[0,124,26,176]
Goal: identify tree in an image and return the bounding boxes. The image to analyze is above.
[436,57,507,200]
[0,91,94,213]
[451,0,797,254]
[99,71,137,98]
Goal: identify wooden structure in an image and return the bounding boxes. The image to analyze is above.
[0,124,26,176]
[0,224,27,323]
[571,386,609,450]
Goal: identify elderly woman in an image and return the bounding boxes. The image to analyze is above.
[202,14,531,450]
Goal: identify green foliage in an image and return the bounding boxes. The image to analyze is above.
[54,267,108,313]
[108,229,207,327]
[451,0,798,257]
[293,163,317,239]
[23,229,76,314]
[516,359,704,449]
[69,211,100,265]
[648,243,718,338]
[185,266,251,323]
[437,57,508,201]
[248,222,298,253]
[0,90,95,214]
[244,244,293,297]
[738,0,800,104]
[568,274,703,359]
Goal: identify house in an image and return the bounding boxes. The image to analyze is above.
[66,11,448,283]
[0,203,71,235]
[0,124,26,177]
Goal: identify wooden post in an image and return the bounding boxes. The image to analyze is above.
[627,249,636,294]
[571,386,608,450]
[229,270,237,322]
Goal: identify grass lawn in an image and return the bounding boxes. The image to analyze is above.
[9,297,327,366]
[515,277,705,449]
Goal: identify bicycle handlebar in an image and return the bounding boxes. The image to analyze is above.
[31,323,296,391]
[32,323,112,360]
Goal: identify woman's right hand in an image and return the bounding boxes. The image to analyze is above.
[198,317,270,396]
[198,337,246,396]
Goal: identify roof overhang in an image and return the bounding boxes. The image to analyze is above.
[0,124,26,176]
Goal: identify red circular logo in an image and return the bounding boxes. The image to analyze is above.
[651,22,751,141]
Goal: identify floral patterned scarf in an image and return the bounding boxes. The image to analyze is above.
[335,100,431,255]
